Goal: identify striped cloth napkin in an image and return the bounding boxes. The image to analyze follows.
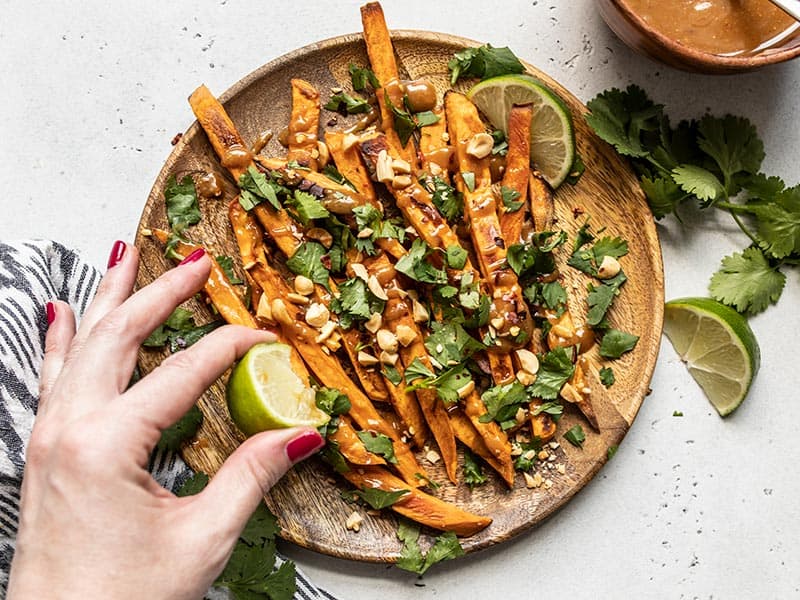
[0,240,333,599]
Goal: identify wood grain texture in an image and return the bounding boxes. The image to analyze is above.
[134,31,664,562]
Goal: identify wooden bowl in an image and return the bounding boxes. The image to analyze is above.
[598,0,800,73]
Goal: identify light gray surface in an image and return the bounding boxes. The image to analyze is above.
[2,1,798,598]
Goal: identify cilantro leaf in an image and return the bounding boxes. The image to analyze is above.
[216,255,244,284]
[422,532,464,572]
[330,276,386,329]
[415,111,441,128]
[586,271,627,326]
[533,401,563,417]
[424,321,484,366]
[448,44,524,85]
[285,242,330,290]
[564,424,586,448]
[607,445,619,460]
[529,347,575,400]
[696,114,764,189]
[585,85,663,159]
[164,174,201,233]
[491,129,509,156]
[285,190,329,225]
[745,187,800,259]
[315,388,351,416]
[396,521,464,575]
[395,239,448,284]
[427,176,463,223]
[709,247,786,314]
[446,245,468,269]
[501,186,523,212]
[463,448,487,489]
[143,307,222,351]
[354,488,409,510]
[238,166,283,211]
[348,63,380,91]
[382,365,402,386]
[599,328,639,358]
[671,164,726,203]
[356,431,397,464]
[157,404,203,451]
[396,521,425,574]
[462,171,476,192]
[541,281,567,312]
[324,91,371,115]
[639,174,686,219]
[479,381,529,428]
[384,92,416,146]
[403,358,436,383]
[599,367,615,387]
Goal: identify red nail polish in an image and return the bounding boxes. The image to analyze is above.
[286,430,324,463]
[107,240,126,269]
[179,248,206,265]
[46,302,56,325]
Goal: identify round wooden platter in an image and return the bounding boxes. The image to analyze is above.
[135,31,664,562]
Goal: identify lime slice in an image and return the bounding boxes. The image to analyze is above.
[466,74,575,188]
[663,297,760,417]
[226,342,329,435]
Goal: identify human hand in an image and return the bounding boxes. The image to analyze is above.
[7,241,324,599]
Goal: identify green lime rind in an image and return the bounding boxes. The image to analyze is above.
[664,297,760,417]
[226,342,329,435]
[466,74,575,188]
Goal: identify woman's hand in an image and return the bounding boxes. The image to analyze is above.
[7,241,324,599]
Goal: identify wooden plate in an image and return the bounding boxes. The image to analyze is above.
[135,31,664,562]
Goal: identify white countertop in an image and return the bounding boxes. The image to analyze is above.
[2,1,799,598]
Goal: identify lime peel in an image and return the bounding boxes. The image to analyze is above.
[663,297,760,417]
[466,74,575,188]
[226,342,330,435]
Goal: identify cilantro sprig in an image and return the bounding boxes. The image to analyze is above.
[586,84,795,315]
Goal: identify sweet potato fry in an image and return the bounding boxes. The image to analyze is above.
[419,107,452,179]
[325,130,379,206]
[287,78,321,171]
[188,85,303,258]
[325,131,406,260]
[448,410,514,486]
[360,1,418,167]
[499,104,532,245]
[445,91,533,348]
[529,172,554,231]
[359,134,465,254]
[342,465,491,536]
[151,229,255,329]
[367,255,459,483]
[330,415,387,466]
[462,390,515,485]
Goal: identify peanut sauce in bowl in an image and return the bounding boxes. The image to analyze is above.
[599,0,800,72]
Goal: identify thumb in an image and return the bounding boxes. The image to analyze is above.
[192,427,324,539]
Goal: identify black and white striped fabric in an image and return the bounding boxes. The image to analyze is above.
[0,240,335,599]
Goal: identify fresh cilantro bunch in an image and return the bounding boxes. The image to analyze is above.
[586,84,795,315]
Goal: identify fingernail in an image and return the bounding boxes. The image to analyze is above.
[46,302,56,325]
[179,248,206,265]
[107,240,126,269]
[285,430,324,463]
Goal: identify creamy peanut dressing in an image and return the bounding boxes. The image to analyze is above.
[625,0,798,55]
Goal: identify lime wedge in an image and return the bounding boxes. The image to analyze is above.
[663,297,760,417]
[226,342,329,435]
[466,74,575,188]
